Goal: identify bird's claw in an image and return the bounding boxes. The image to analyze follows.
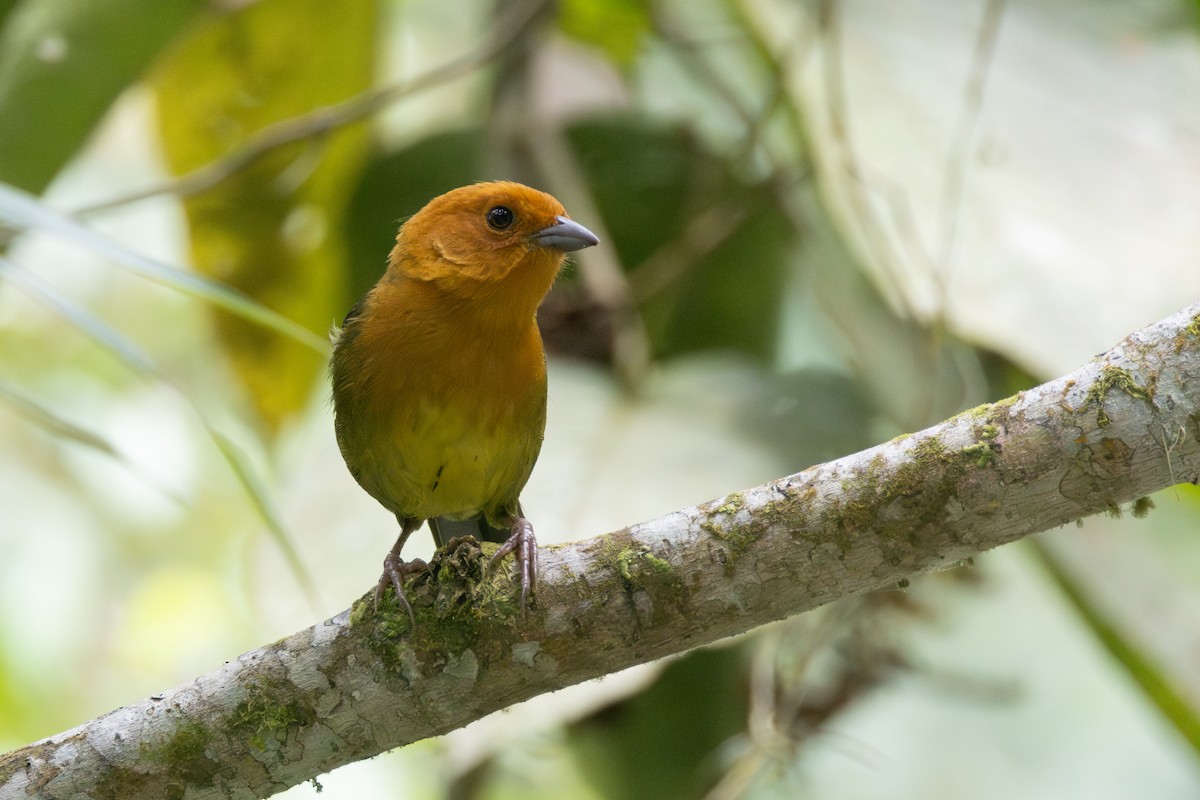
[373,555,428,623]
[488,518,538,616]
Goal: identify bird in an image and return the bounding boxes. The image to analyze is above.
[330,181,599,620]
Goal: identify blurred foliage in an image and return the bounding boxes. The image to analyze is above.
[1033,540,1200,754]
[150,0,375,435]
[560,0,651,66]
[0,0,209,193]
[1,0,1200,797]
[561,593,916,800]
[567,117,793,362]
[567,646,750,799]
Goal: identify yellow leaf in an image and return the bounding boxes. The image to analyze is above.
[151,0,376,434]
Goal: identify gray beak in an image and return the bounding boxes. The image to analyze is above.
[530,215,600,252]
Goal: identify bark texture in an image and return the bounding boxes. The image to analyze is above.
[4,301,1200,800]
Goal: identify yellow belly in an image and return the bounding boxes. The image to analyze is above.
[367,392,544,523]
[333,309,549,528]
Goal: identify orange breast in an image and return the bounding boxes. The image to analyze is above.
[334,277,548,526]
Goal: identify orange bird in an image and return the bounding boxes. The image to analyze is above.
[330,182,599,618]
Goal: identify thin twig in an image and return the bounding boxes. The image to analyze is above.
[626,202,747,302]
[651,2,798,178]
[523,123,654,387]
[723,0,818,169]
[814,0,910,306]
[1160,423,1186,496]
[75,0,550,216]
[933,0,1006,313]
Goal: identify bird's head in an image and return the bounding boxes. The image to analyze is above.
[389,181,598,316]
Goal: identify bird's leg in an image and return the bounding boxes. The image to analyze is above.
[489,515,538,616]
[374,517,428,622]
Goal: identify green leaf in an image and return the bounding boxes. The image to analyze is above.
[0,0,208,192]
[655,194,791,359]
[566,116,793,362]
[0,0,20,29]
[1033,540,1200,757]
[0,181,326,351]
[559,0,651,66]
[0,256,158,375]
[151,0,376,434]
[566,646,748,800]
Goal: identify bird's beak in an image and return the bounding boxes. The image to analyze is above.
[529,216,600,252]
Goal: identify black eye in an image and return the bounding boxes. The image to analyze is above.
[486,205,515,230]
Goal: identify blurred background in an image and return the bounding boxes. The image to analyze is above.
[2,0,1200,797]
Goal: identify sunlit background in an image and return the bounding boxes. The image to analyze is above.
[2,0,1200,797]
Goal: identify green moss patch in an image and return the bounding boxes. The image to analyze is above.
[230,679,314,750]
[350,537,520,679]
[154,722,214,784]
[1131,496,1155,518]
[1084,366,1152,427]
[1177,313,1200,352]
[595,534,689,618]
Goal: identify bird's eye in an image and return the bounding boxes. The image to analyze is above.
[486,205,515,231]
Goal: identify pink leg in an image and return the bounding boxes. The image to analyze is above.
[374,517,428,622]
[489,516,538,616]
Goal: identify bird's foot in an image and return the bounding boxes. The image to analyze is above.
[488,518,538,616]
[373,555,429,622]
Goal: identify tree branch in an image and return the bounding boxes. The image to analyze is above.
[4,301,1200,800]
